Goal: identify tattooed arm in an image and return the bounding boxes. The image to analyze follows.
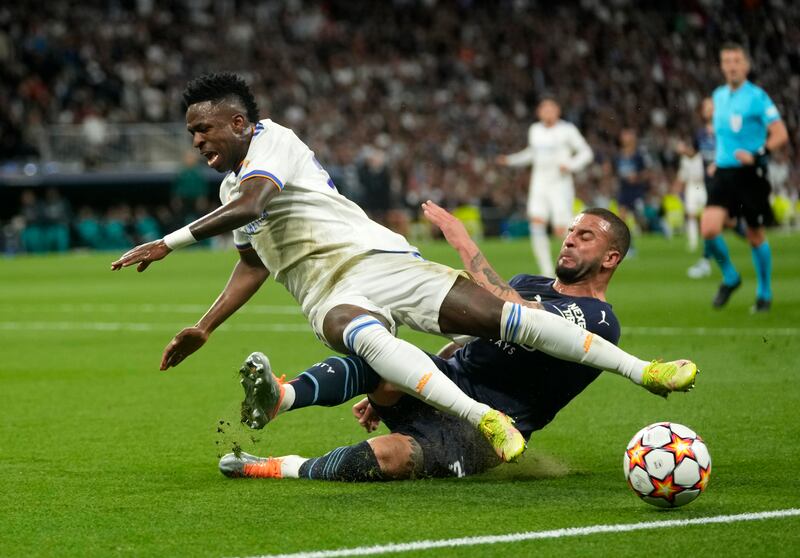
[421,201,541,308]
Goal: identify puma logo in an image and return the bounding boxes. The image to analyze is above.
[598,311,610,326]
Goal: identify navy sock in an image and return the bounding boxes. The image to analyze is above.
[298,441,385,481]
[288,356,381,409]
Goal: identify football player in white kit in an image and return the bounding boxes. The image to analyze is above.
[111,74,697,463]
[676,139,708,253]
[497,98,593,277]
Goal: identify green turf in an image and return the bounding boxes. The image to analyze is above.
[2,232,800,557]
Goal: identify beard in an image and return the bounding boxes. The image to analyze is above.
[556,257,601,284]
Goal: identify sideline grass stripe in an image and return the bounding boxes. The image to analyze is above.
[241,509,800,558]
[1,321,798,336]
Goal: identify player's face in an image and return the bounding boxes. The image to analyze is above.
[720,49,749,87]
[186,102,250,172]
[537,100,560,125]
[556,214,617,283]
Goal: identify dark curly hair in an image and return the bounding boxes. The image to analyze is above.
[182,72,260,123]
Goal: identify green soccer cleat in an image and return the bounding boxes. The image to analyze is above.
[239,352,286,430]
[478,410,527,463]
[641,360,698,398]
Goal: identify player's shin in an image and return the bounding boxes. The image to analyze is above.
[342,315,490,426]
[286,356,381,411]
[500,302,648,383]
[298,441,385,481]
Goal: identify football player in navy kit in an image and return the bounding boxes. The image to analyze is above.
[218,203,675,481]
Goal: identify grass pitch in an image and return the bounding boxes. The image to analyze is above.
[2,232,800,557]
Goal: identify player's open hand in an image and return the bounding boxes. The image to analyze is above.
[352,397,381,433]
[421,200,470,249]
[160,327,209,370]
[110,239,172,272]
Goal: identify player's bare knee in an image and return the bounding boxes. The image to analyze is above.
[322,305,390,353]
[438,275,503,338]
[368,435,424,480]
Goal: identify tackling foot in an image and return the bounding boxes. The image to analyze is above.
[641,360,698,398]
[219,452,285,478]
[478,410,526,462]
[239,352,286,429]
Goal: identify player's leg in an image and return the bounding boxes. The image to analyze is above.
[238,352,383,429]
[701,171,741,306]
[322,304,495,432]
[219,436,401,481]
[686,188,711,278]
[743,169,774,312]
[528,185,554,276]
[438,276,696,396]
[529,217,554,277]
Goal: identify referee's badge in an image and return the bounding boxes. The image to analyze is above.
[730,114,742,133]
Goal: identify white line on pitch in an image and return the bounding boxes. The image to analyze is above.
[0,303,303,314]
[0,320,798,337]
[236,508,800,558]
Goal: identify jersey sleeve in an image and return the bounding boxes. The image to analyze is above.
[758,89,781,126]
[677,159,689,183]
[238,132,296,192]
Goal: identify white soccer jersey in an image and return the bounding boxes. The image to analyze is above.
[219,119,416,311]
[505,120,593,189]
[678,153,707,215]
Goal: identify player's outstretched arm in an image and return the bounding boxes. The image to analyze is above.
[160,247,269,370]
[421,200,533,307]
[111,178,278,272]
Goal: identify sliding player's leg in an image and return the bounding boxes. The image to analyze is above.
[438,276,697,397]
[221,394,500,481]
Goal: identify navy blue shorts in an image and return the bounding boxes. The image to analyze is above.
[371,395,500,478]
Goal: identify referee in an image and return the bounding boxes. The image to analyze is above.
[701,42,788,313]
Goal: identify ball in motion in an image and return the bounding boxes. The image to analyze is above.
[624,422,711,508]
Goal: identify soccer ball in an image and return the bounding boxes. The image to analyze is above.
[624,422,711,508]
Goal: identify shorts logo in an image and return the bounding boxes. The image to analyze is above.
[730,114,742,133]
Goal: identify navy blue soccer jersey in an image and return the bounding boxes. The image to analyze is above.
[442,274,621,439]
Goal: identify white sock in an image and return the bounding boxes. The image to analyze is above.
[279,455,308,478]
[278,384,295,413]
[343,315,490,425]
[687,217,698,252]
[500,302,647,384]
[531,223,554,277]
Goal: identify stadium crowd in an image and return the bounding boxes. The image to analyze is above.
[1,0,798,252]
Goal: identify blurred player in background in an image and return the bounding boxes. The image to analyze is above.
[675,139,707,256]
[613,128,652,238]
[497,97,593,277]
[218,205,691,482]
[701,43,788,312]
[111,73,696,463]
[687,97,717,279]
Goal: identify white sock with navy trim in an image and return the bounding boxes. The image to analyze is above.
[343,315,490,425]
[500,302,647,383]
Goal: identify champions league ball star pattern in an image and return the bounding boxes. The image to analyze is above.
[624,422,712,508]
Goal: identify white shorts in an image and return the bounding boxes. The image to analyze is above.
[685,183,708,216]
[527,180,574,228]
[307,251,464,348]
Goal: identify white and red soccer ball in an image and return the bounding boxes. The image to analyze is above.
[624,422,711,508]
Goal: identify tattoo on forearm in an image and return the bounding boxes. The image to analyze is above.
[468,252,514,297]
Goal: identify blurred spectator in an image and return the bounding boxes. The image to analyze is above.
[172,151,209,204]
[19,190,46,253]
[102,205,132,250]
[41,188,70,252]
[133,205,161,243]
[75,206,103,249]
